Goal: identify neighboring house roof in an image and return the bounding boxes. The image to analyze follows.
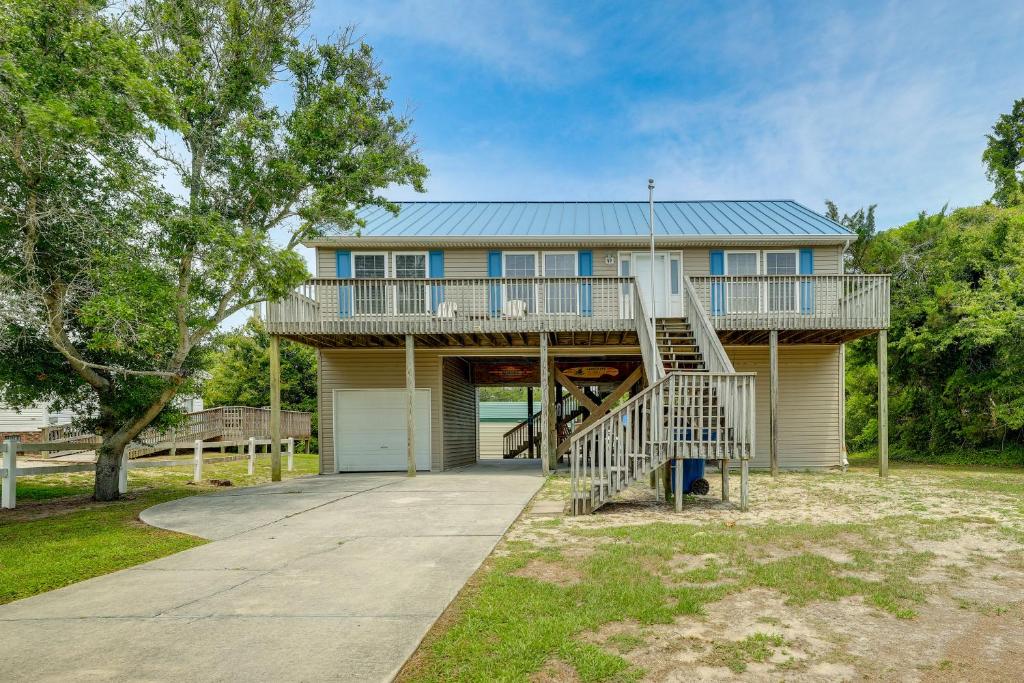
[479,401,531,422]
[306,201,854,247]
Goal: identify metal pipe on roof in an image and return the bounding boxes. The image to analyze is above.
[648,179,656,332]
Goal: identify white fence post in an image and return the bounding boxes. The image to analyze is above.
[287,437,294,472]
[193,440,203,482]
[2,438,16,509]
[248,437,256,475]
[118,450,128,495]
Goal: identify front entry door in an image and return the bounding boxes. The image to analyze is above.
[631,253,671,317]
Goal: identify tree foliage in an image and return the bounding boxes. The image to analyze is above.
[0,0,426,499]
[204,318,316,414]
[845,205,1024,457]
[983,98,1024,207]
[826,200,877,273]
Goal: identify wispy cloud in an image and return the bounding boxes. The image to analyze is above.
[317,0,590,85]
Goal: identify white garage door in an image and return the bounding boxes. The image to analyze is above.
[334,389,431,472]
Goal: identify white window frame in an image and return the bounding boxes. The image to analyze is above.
[350,252,389,317]
[350,251,389,279]
[501,251,540,314]
[723,250,761,315]
[541,251,579,315]
[391,251,430,316]
[763,249,800,313]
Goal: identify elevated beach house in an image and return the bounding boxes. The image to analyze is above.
[263,201,890,513]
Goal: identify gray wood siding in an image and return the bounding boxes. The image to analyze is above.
[318,348,443,473]
[315,246,844,280]
[725,344,843,469]
[441,358,478,469]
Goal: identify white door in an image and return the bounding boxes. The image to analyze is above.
[334,389,431,471]
[631,253,671,317]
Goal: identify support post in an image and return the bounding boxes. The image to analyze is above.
[193,440,203,482]
[248,437,256,475]
[287,437,294,472]
[405,334,417,477]
[740,459,749,511]
[720,459,729,502]
[540,334,551,476]
[269,334,282,482]
[118,450,128,495]
[546,354,557,471]
[769,329,779,477]
[878,330,888,478]
[674,458,683,512]
[2,438,17,509]
[839,343,847,467]
[527,386,535,459]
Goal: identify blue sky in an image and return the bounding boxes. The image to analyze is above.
[308,0,1024,229]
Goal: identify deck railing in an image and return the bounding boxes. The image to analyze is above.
[570,371,756,514]
[682,276,735,373]
[39,406,312,459]
[687,274,889,331]
[264,277,638,335]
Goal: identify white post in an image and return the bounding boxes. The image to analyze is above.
[118,450,128,495]
[740,459,749,511]
[674,458,683,512]
[248,436,256,475]
[2,438,17,509]
[287,437,294,472]
[539,333,551,476]
[193,440,203,482]
[405,334,416,477]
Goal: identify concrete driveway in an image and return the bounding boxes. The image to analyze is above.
[0,460,544,682]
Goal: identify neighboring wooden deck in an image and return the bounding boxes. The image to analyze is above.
[37,406,313,460]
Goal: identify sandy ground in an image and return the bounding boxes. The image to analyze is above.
[507,465,1024,682]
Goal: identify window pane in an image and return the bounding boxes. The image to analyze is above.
[766,252,797,275]
[544,253,575,277]
[670,258,680,295]
[504,253,536,277]
[354,254,385,278]
[726,252,757,275]
[394,254,426,278]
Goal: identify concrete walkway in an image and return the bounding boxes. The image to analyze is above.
[0,460,544,682]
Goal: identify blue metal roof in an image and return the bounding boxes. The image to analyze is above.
[352,201,851,238]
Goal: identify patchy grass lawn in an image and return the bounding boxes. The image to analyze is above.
[0,453,319,604]
[399,460,1024,682]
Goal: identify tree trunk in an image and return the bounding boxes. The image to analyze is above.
[94,437,128,501]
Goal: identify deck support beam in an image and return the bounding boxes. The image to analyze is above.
[720,459,730,502]
[527,386,535,459]
[740,460,749,511]
[269,334,282,482]
[839,343,847,467]
[540,334,551,475]
[406,334,416,477]
[878,329,888,478]
[769,329,779,477]
[674,458,683,512]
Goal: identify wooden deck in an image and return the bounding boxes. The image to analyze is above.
[37,406,313,460]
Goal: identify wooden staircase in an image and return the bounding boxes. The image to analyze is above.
[570,284,756,514]
[502,394,584,458]
[656,318,706,373]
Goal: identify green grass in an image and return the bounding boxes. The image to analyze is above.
[0,453,319,604]
[705,632,785,673]
[400,464,1024,683]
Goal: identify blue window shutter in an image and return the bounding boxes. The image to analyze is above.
[709,250,725,315]
[488,250,502,316]
[336,251,352,318]
[429,250,445,313]
[799,248,814,314]
[578,251,593,316]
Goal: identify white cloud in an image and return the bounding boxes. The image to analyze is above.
[318,0,589,85]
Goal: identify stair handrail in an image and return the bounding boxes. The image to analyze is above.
[501,393,581,457]
[633,286,665,382]
[682,275,735,373]
[569,370,756,514]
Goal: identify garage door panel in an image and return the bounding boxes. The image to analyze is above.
[335,389,430,472]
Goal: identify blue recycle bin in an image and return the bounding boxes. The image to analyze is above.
[669,458,706,494]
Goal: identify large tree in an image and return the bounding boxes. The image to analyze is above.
[0,0,427,500]
[983,98,1024,207]
[825,200,877,274]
